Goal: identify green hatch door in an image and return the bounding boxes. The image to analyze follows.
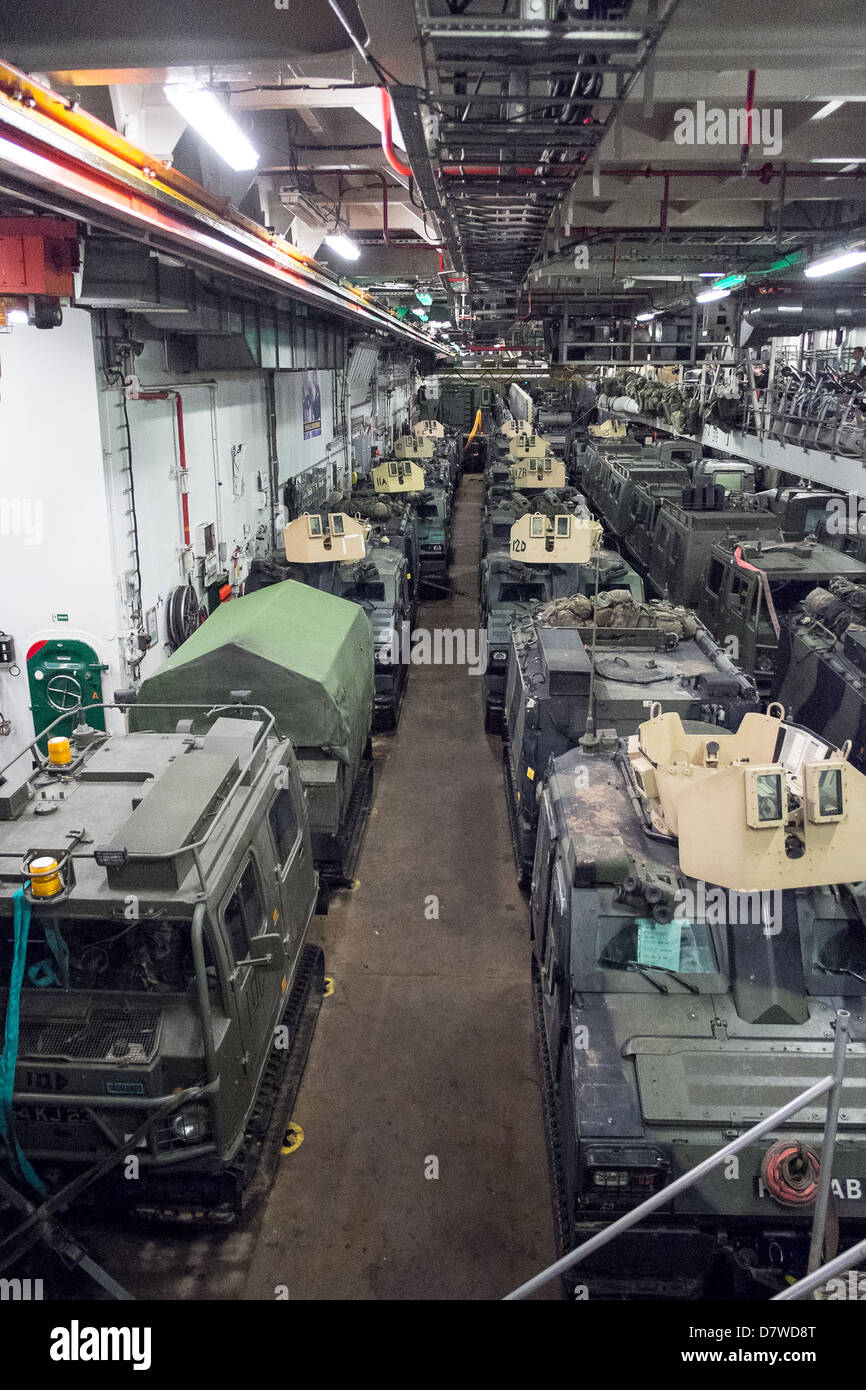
[27,638,107,749]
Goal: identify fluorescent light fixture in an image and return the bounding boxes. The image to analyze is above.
[840,163,862,173]
[430,25,641,41]
[698,272,724,278]
[811,100,845,120]
[696,287,731,304]
[811,157,863,164]
[5,308,29,324]
[805,248,866,278]
[711,273,747,291]
[163,85,259,171]
[635,311,656,322]
[323,232,361,261]
[778,304,803,312]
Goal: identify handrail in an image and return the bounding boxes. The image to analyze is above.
[504,1009,850,1300]
[773,1231,866,1300]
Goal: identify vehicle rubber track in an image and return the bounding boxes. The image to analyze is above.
[531,957,575,1297]
[502,743,530,889]
[129,944,325,1226]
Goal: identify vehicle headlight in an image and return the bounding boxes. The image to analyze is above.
[170,1104,210,1144]
[582,1147,668,1208]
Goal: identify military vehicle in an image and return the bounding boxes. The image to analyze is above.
[622,477,693,573]
[699,537,866,694]
[132,574,374,884]
[503,599,757,883]
[774,582,866,772]
[0,701,324,1222]
[757,486,841,541]
[646,496,783,607]
[481,487,590,559]
[531,704,866,1296]
[480,513,606,734]
[588,457,690,546]
[334,488,421,605]
[245,511,412,732]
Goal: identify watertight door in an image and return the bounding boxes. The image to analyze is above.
[26,638,107,749]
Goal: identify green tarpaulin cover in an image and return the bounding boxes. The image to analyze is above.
[131,581,373,768]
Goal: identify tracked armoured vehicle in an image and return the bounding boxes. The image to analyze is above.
[480,513,606,734]
[646,496,783,606]
[699,536,866,694]
[772,580,866,772]
[481,487,590,559]
[503,598,757,883]
[132,569,374,883]
[0,703,323,1223]
[531,704,866,1296]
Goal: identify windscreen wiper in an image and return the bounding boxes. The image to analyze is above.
[816,960,866,985]
[599,955,667,993]
[601,955,700,994]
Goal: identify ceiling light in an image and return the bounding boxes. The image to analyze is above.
[635,311,656,322]
[429,26,641,41]
[811,100,845,120]
[163,85,259,171]
[778,304,803,312]
[696,287,732,304]
[805,248,866,278]
[711,273,747,291]
[323,232,361,261]
[810,158,863,165]
[698,272,724,278]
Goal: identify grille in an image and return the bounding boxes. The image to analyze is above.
[18,1009,162,1064]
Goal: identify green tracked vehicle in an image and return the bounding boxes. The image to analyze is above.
[771,581,866,773]
[0,703,323,1224]
[646,496,784,607]
[698,537,866,695]
[131,575,375,886]
[502,597,758,884]
[531,705,866,1296]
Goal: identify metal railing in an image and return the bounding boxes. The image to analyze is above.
[504,1008,857,1300]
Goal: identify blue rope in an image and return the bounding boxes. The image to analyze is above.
[0,890,45,1192]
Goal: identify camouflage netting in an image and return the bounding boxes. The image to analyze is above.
[330,490,410,521]
[803,578,866,635]
[532,591,700,636]
[596,370,705,435]
[492,487,588,521]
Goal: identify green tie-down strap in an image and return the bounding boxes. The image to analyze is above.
[0,889,45,1192]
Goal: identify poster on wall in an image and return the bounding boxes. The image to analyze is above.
[302,369,322,440]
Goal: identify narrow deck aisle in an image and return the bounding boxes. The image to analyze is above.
[244,474,557,1300]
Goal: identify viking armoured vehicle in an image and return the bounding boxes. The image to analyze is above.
[772,580,866,772]
[532,704,866,1295]
[503,601,757,882]
[479,513,605,734]
[646,497,783,607]
[132,571,374,882]
[0,703,324,1221]
[699,537,866,694]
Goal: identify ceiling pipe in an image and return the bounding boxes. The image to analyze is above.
[380,87,412,180]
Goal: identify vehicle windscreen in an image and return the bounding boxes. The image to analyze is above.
[597,915,719,977]
[0,916,202,994]
[498,582,549,604]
